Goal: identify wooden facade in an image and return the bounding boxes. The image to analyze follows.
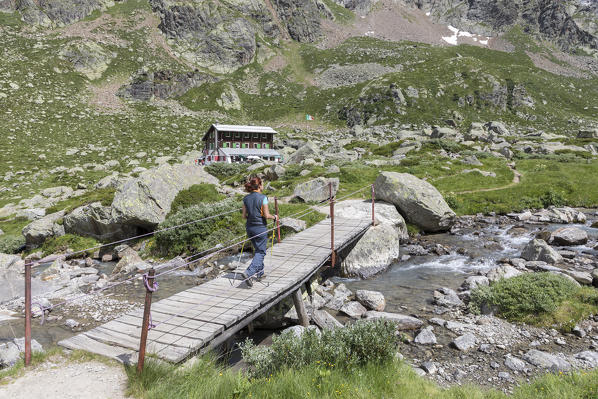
[201,124,279,163]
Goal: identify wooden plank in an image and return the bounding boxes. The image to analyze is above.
[99,321,208,348]
[58,335,137,364]
[118,314,223,336]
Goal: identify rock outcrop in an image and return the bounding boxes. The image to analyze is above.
[374,172,456,232]
[293,177,338,202]
[9,0,115,26]
[341,223,400,278]
[119,70,219,101]
[22,211,65,249]
[63,202,137,242]
[111,164,218,229]
[273,0,322,42]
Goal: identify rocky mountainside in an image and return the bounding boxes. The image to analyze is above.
[405,0,598,50]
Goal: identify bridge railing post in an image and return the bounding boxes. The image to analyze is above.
[24,260,32,366]
[137,268,155,374]
[329,182,335,268]
[274,197,281,244]
[371,184,376,226]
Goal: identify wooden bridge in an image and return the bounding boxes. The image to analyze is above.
[58,216,372,364]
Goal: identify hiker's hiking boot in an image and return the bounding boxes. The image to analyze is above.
[241,272,253,287]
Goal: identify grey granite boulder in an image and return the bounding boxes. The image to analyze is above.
[362,311,423,330]
[22,210,65,249]
[111,163,218,229]
[293,177,338,203]
[340,301,367,319]
[374,172,455,232]
[452,333,477,351]
[549,227,588,246]
[414,326,437,345]
[341,224,400,279]
[523,349,571,372]
[355,290,386,311]
[333,199,408,241]
[521,239,563,264]
[64,202,137,242]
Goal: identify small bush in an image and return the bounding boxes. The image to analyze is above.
[240,319,398,378]
[469,273,598,330]
[205,163,247,179]
[539,189,566,208]
[40,234,98,257]
[0,234,26,254]
[170,184,223,214]
[155,198,244,256]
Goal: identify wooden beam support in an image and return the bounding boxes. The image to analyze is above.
[292,289,309,327]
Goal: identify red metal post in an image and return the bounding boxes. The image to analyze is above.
[274,197,281,244]
[24,261,32,366]
[371,184,376,226]
[137,268,155,374]
[329,182,336,268]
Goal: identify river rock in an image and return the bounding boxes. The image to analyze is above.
[311,309,343,330]
[293,177,338,202]
[433,287,463,308]
[64,202,137,241]
[111,247,150,275]
[549,227,588,246]
[281,217,306,232]
[414,326,437,345]
[111,164,218,228]
[355,290,385,311]
[340,301,367,319]
[374,172,455,232]
[22,210,66,249]
[341,224,400,279]
[523,349,571,372]
[574,351,598,367]
[452,333,477,351]
[362,311,423,330]
[333,200,408,241]
[564,270,593,285]
[521,239,563,264]
[0,341,21,367]
[486,265,522,283]
[462,275,489,290]
[533,207,586,224]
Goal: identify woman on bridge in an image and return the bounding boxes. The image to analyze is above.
[241,176,277,287]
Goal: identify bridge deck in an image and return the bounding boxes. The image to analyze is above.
[58,216,372,364]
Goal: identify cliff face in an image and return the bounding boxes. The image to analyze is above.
[407,0,598,50]
[5,0,115,26]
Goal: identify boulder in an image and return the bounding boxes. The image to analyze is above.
[362,311,423,330]
[414,326,437,345]
[280,217,307,232]
[111,164,218,228]
[523,349,571,372]
[333,200,408,241]
[577,128,598,139]
[486,121,509,136]
[341,224,400,279]
[0,253,24,273]
[504,354,527,372]
[64,202,137,241]
[563,270,593,285]
[355,290,385,311]
[284,142,320,165]
[22,210,65,249]
[311,309,343,330]
[549,227,588,246]
[293,177,338,203]
[374,172,455,232]
[486,265,522,283]
[433,287,463,308]
[521,239,563,264]
[340,301,367,319]
[462,275,489,290]
[111,247,150,275]
[452,333,477,351]
[265,164,285,180]
[574,351,598,367]
[0,342,20,368]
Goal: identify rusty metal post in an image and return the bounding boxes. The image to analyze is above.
[274,197,281,244]
[329,182,335,268]
[24,261,32,366]
[371,184,376,226]
[137,268,155,374]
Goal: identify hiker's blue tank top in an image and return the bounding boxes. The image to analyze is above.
[243,192,268,227]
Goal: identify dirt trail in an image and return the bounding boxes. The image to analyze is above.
[0,359,128,399]
[455,163,522,195]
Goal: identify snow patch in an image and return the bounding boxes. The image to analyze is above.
[442,25,490,46]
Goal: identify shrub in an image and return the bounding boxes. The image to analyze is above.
[469,273,597,330]
[0,234,25,254]
[240,319,398,378]
[40,234,98,257]
[539,189,566,208]
[205,163,247,179]
[169,184,224,215]
[155,198,244,256]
